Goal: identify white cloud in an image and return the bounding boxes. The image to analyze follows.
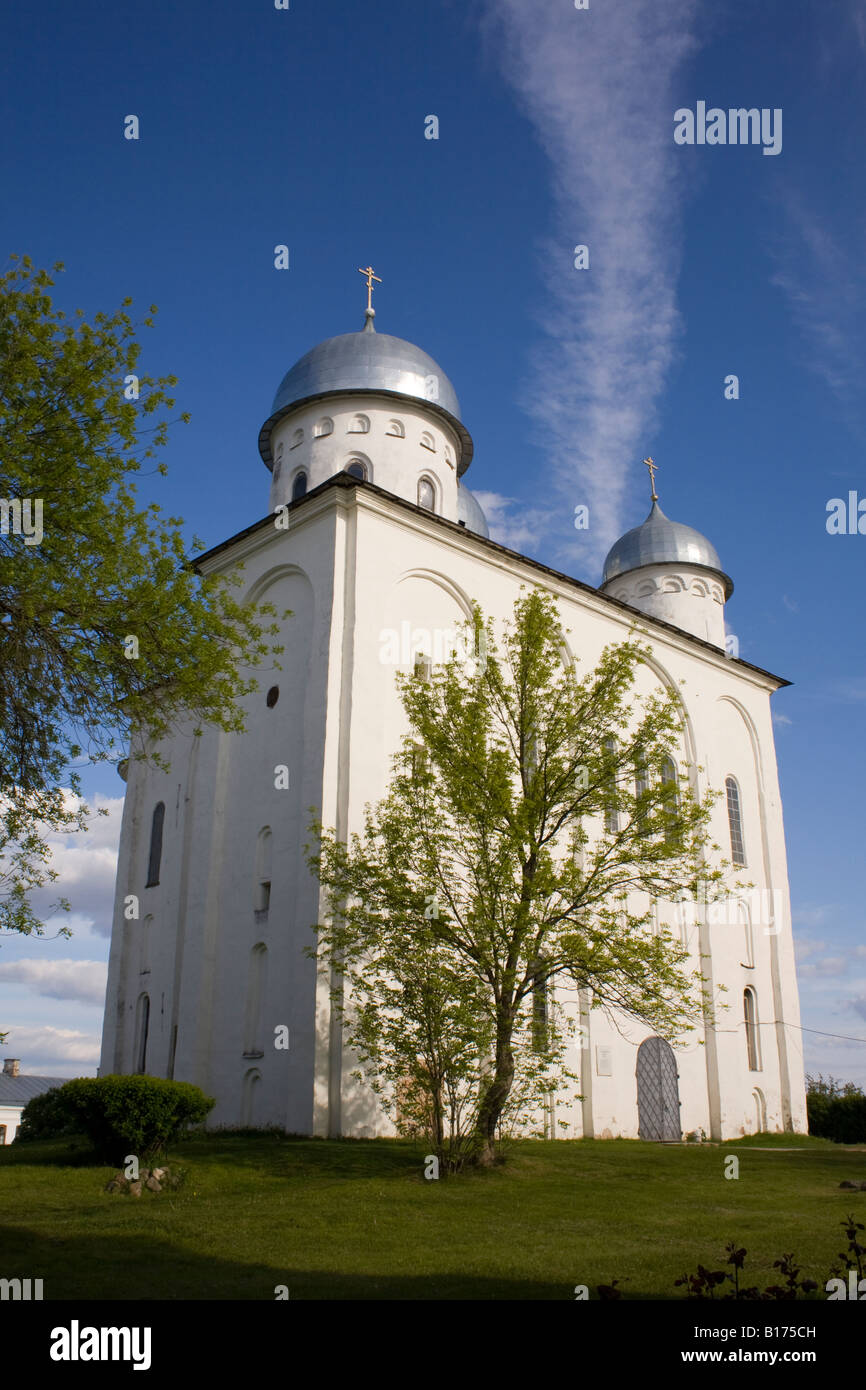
[27,793,124,938]
[481,0,701,572]
[0,959,107,1006]
[0,1024,100,1074]
[772,712,792,727]
[472,491,550,554]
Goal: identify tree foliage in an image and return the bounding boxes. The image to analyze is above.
[0,256,283,942]
[308,589,730,1168]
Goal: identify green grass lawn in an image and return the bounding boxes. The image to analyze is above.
[1,1132,863,1299]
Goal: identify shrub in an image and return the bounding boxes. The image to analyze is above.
[806,1074,866,1144]
[60,1075,215,1163]
[16,1086,83,1143]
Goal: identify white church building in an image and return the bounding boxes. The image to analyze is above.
[99,287,808,1143]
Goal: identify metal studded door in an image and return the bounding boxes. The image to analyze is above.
[636,1036,681,1141]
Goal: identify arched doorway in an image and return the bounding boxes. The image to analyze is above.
[636,1036,681,1141]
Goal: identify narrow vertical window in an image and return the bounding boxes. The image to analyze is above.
[418,477,436,512]
[145,803,165,887]
[291,470,307,501]
[726,776,746,866]
[634,755,649,827]
[660,755,678,844]
[744,987,761,1070]
[135,993,150,1074]
[254,828,272,914]
[531,959,549,1054]
[603,737,619,833]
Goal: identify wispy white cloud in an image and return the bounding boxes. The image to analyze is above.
[480,0,702,573]
[0,959,107,1006]
[0,1024,100,1075]
[26,793,123,937]
[472,490,550,554]
[770,192,866,438]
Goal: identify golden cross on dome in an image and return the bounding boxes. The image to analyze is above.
[643,456,659,502]
[358,264,382,312]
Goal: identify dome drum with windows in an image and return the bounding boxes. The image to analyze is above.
[260,270,487,535]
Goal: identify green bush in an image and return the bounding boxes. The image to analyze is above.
[806,1074,866,1144]
[60,1075,215,1163]
[16,1086,83,1143]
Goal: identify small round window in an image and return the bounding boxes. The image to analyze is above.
[266,686,279,708]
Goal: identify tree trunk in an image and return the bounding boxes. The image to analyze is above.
[474,1019,515,1165]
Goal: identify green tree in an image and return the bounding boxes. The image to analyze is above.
[308,589,729,1168]
[0,256,283,947]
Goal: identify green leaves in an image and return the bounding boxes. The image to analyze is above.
[0,257,285,939]
[309,589,723,1166]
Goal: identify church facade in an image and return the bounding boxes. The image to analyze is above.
[99,296,808,1142]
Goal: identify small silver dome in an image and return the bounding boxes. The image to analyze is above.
[457,481,489,538]
[259,317,473,471]
[602,501,733,597]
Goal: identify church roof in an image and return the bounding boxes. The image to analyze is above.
[602,500,734,598]
[258,317,474,472]
[0,1073,70,1106]
[193,474,788,691]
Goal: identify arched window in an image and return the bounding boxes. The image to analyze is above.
[347,413,370,434]
[420,431,435,452]
[135,993,150,1074]
[272,442,284,485]
[254,828,272,914]
[744,987,761,1070]
[346,460,367,480]
[386,419,405,437]
[725,776,746,866]
[603,737,619,833]
[243,944,267,1056]
[145,803,165,887]
[290,428,303,449]
[313,417,333,438]
[417,477,436,511]
[291,470,307,501]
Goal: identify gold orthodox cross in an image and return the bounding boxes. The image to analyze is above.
[358,264,382,312]
[643,456,659,501]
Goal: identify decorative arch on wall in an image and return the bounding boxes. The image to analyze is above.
[290,428,303,449]
[241,1068,261,1127]
[243,943,267,1056]
[752,1086,767,1132]
[691,578,710,597]
[420,430,436,452]
[637,578,657,597]
[386,418,405,437]
[242,562,314,610]
[347,413,370,434]
[738,898,755,967]
[394,568,475,624]
[313,417,333,438]
[662,575,687,593]
[254,828,272,913]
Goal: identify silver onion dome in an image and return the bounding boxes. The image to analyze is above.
[602,500,733,598]
[457,481,489,538]
[259,313,473,472]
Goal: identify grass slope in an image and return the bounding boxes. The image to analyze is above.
[1,1133,862,1300]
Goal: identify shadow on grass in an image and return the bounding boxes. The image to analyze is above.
[0,1225,577,1300]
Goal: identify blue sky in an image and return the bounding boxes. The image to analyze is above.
[1,0,864,1088]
